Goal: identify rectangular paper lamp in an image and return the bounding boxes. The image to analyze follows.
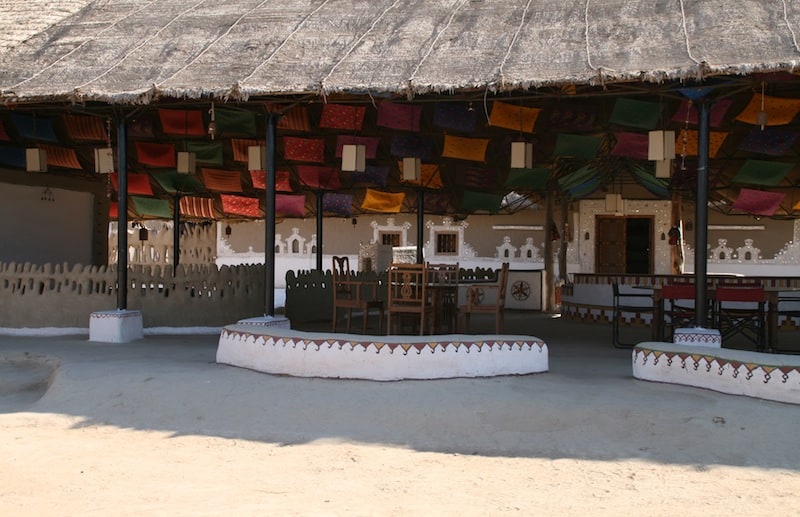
[510,142,533,168]
[402,157,421,181]
[94,148,115,174]
[177,151,196,174]
[247,146,265,171]
[605,193,624,213]
[26,148,47,172]
[648,130,675,161]
[341,144,366,172]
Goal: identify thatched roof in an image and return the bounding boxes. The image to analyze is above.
[2,0,800,104]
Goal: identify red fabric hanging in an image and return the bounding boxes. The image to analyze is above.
[319,104,366,130]
[220,194,261,217]
[135,142,176,167]
[62,114,107,141]
[201,168,243,192]
[296,165,340,190]
[179,196,217,219]
[157,109,206,136]
[283,136,325,163]
[110,173,154,195]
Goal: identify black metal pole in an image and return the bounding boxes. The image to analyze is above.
[695,100,711,327]
[316,191,324,271]
[116,117,128,310]
[172,194,180,275]
[265,114,278,317]
[416,188,425,264]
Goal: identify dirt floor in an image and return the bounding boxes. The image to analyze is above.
[1,313,798,516]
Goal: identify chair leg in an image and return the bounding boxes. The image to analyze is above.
[612,308,634,349]
[332,307,338,332]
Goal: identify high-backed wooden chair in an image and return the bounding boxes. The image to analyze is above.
[385,262,434,335]
[458,262,509,334]
[331,256,384,334]
[426,262,460,333]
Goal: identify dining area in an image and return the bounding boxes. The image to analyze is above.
[611,276,800,353]
[330,258,510,336]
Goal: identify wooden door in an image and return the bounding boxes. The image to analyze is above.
[596,216,626,274]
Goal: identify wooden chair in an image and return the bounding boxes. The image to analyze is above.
[426,262,460,333]
[611,282,655,348]
[458,262,509,334]
[331,256,384,334]
[714,284,766,351]
[385,262,434,335]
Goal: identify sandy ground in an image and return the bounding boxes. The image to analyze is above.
[1,314,799,516]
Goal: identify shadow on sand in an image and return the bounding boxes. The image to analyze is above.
[1,311,798,471]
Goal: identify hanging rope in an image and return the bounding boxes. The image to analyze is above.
[240,0,333,86]
[75,1,208,91]
[407,0,467,93]
[158,0,273,87]
[10,1,160,90]
[497,0,533,88]
[782,0,800,53]
[584,0,597,71]
[321,0,401,93]
[678,0,702,66]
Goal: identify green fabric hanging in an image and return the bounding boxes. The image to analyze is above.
[630,164,669,198]
[186,141,224,165]
[609,98,661,129]
[558,165,600,198]
[132,195,172,218]
[552,134,602,159]
[461,190,502,213]
[504,167,550,189]
[732,159,795,186]
[151,171,205,194]
[215,107,257,137]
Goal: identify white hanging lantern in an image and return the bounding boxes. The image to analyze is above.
[605,193,624,214]
[341,144,366,172]
[402,157,421,181]
[648,130,675,161]
[26,148,47,172]
[247,146,266,171]
[94,148,115,174]
[510,141,533,168]
[177,151,196,174]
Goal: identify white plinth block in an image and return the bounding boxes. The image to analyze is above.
[89,310,144,343]
[673,327,721,347]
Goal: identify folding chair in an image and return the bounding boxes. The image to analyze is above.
[611,282,655,348]
[661,283,699,341]
[714,285,766,351]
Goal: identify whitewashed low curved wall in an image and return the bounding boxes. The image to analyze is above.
[216,324,548,381]
[632,342,800,405]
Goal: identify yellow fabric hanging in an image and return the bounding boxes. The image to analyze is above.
[735,94,800,126]
[489,101,541,132]
[442,135,489,162]
[675,129,728,158]
[361,189,406,213]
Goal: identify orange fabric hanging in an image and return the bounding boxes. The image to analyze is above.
[361,189,405,213]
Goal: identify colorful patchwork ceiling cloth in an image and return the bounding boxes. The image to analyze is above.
[6,74,800,220]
